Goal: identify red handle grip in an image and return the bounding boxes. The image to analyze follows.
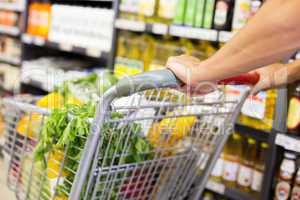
[217,72,260,85]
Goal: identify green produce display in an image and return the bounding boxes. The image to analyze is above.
[31,72,153,198]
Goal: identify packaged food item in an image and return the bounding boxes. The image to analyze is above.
[173,0,187,25]
[251,142,268,196]
[222,132,242,187]
[158,0,178,24]
[287,83,300,135]
[274,152,297,200]
[184,0,198,26]
[213,0,234,30]
[249,0,262,18]
[291,167,300,200]
[237,137,256,192]
[203,0,216,29]
[27,1,39,35]
[138,0,158,22]
[194,0,206,27]
[238,89,277,131]
[37,2,51,38]
[232,0,251,31]
[119,0,140,20]
[211,157,224,182]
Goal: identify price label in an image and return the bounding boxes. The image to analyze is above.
[206,180,225,194]
[276,134,300,153]
[22,34,33,44]
[169,26,218,41]
[86,48,102,58]
[152,23,168,35]
[115,19,146,32]
[59,43,73,52]
[219,31,236,43]
[34,37,45,46]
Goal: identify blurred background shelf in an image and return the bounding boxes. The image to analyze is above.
[0,25,20,36]
[0,2,24,11]
[206,180,257,200]
[22,34,109,59]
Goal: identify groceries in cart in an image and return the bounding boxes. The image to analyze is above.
[2,69,254,200]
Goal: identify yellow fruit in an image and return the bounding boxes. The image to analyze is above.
[16,113,43,139]
[47,149,68,179]
[36,92,64,109]
[66,96,82,106]
[53,195,68,200]
[147,115,196,148]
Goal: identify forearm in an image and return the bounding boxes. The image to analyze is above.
[194,0,300,82]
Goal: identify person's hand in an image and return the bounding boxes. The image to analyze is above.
[166,55,217,95]
[251,63,286,94]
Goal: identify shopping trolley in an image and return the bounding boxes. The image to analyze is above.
[2,69,259,200]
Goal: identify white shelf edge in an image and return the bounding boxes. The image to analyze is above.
[115,18,146,32]
[219,31,236,43]
[0,25,20,36]
[169,25,218,41]
[206,179,225,194]
[0,54,20,65]
[0,3,25,11]
[275,133,300,153]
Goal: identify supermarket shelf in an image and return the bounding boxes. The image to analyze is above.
[206,180,256,200]
[115,18,168,35]
[0,2,25,11]
[235,123,270,142]
[115,19,236,42]
[169,25,218,42]
[0,25,20,36]
[0,54,20,65]
[218,31,236,43]
[275,133,300,153]
[21,34,108,58]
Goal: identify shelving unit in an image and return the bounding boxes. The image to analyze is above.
[115,18,233,42]
[0,2,25,12]
[0,25,20,36]
[0,54,21,65]
[22,34,108,59]
[206,180,257,200]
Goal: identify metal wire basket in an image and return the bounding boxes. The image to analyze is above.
[2,69,257,200]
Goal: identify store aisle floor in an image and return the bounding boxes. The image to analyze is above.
[0,158,15,200]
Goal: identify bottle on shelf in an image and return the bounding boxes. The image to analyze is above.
[274,152,297,200]
[184,0,198,26]
[203,0,216,29]
[249,0,262,18]
[232,0,251,31]
[138,0,159,22]
[237,137,256,193]
[173,0,187,25]
[287,82,300,135]
[251,142,268,197]
[291,166,300,200]
[119,0,140,20]
[194,0,206,28]
[211,155,224,183]
[222,132,242,188]
[158,0,177,24]
[213,0,234,30]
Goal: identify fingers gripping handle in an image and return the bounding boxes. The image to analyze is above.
[115,70,260,97]
[115,69,182,97]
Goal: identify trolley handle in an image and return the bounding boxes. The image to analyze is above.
[115,69,260,96]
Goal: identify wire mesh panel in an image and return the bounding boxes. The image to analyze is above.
[2,98,91,200]
[84,88,239,200]
[2,85,245,200]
